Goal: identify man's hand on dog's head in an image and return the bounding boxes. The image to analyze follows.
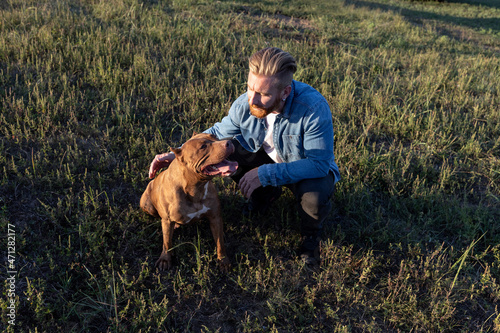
[149,152,175,179]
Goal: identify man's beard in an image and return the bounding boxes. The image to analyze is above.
[249,96,282,119]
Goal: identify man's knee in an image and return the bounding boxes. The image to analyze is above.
[300,191,332,220]
[293,172,335,221]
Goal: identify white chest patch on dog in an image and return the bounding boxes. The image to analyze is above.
[186,205,210,222]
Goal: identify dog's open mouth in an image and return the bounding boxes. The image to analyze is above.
[202,160,238,177]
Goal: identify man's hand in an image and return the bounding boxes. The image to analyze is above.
[239,167,261,199]
[149,152,175,179]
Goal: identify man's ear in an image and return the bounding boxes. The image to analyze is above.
[281,85,292,100]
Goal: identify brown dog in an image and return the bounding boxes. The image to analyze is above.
[140,133,238,271]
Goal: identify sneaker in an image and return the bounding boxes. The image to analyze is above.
[242,186,282,217]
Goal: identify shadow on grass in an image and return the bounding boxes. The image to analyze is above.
[347,0,500,34]
[215,184,500,270]
[448,0,500,10]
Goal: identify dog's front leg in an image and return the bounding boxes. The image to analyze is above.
[156,218,175,270]
[209,215,230,272]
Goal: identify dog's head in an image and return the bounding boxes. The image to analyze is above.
[171,133,238,179]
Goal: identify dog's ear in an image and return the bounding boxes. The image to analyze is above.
[171,147,182,156]
[191,131,198,137]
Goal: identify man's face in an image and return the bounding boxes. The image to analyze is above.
[247,72,284,119]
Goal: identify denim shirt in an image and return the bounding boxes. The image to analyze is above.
[205,80,341,187]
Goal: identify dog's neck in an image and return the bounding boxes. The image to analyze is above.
[170,159,211,198]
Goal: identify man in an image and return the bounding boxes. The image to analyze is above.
[149,47,340,265]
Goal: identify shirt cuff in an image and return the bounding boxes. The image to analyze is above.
[258,164,276,187]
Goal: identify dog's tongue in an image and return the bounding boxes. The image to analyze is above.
[203,160,238,176]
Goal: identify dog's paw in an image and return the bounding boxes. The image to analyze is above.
[155,253,172,271]
[218,257,231,272]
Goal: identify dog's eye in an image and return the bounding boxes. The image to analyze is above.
[200,144,208,150]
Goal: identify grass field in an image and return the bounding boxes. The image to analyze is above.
[1,0,499,331]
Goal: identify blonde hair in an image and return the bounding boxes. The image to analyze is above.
[249,47,297,89]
